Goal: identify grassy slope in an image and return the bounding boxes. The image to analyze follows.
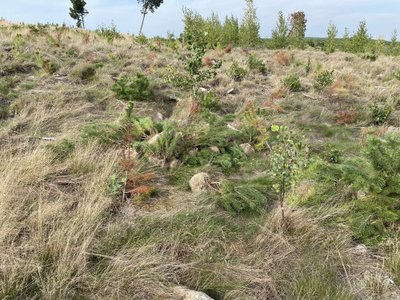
[0,21,399,299]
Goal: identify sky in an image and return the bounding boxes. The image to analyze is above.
[1,0,400,39]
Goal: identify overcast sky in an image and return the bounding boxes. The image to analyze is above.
[2,0,400,38]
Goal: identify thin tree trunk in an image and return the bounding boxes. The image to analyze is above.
[81,15,85,29]
[139,11,147,35]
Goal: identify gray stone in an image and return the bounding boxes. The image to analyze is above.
[210,146,220,153]
[169,159,180,169]
[173,286,214,300]
[148,132,163,145]
[240,143,255,155]
[189,173,209,193]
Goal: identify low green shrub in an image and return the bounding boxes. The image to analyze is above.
[135,34,148,45]
[200,90,219,110]
[369,103,392,125]
[216,178,271,214]
[34,51,59,74]
[313,70,334,91]
[282,74,301,92]
[228,61,247,81]
[298,134,400,245]
[247,54,267,74]
[361,52,378,61]
[139,123,184,163]
[96,23,122,43]
[71,63,96,81]
[82,116,156,145]
[112,73,151,102]
[166,46,220,97]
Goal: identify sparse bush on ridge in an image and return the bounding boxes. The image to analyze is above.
[96,23,122,42]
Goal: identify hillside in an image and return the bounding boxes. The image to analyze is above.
[0,22,400,299]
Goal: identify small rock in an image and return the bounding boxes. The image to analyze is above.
[156,112,165,121]
[173,286,214,300]
[240,143,255,155]
[352,244,368,255]
[189,149,198,156]
[210,146,220,153]
[189,173,209,193]
[226,88,237,95]
[357,191,367,199]
[227,124,240,132]
[199,87,208,93]
[169,159,180,169]
[386,126,400,135]
[123,148,139,159]
[167,95,182,102]
[148,132,163,145]
[148,156,164,167]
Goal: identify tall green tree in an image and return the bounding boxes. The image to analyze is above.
[271,11,289,49]
[69,0,88,29]
[390,30,399,56]
[351,20,370,53]
[137,0,164,35]
[288,11,307,48]
[325,21,338,54]
[239,0,260,46]
[221,15,240,46]
[342,27,351,52]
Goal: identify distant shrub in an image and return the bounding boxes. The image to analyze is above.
[369,103,392,125]
[28,24,48,35]
[135,34,148,45]
[166,46,221,97]
[247,54,267,74]
[361,52,378,61]
[112,73,151,102]
[313,70,334,91]
[228,61,247,81]
[71,63,96,81]
[282,74,301,92]
[96,23,122,43]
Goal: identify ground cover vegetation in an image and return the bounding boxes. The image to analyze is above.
[0,2,400,298]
